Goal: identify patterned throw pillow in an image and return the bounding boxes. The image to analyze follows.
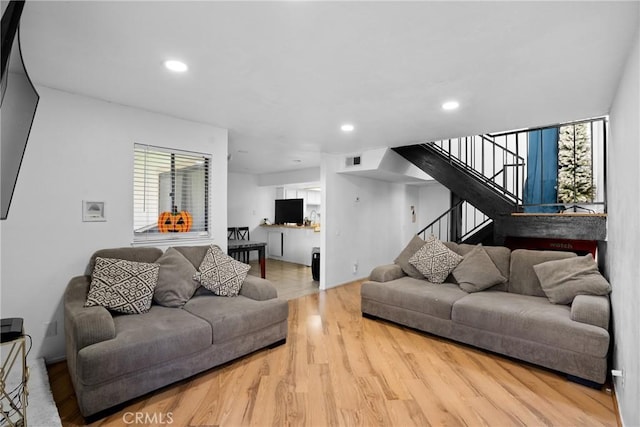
[195,245,250,296]
[85,257,160,314]
[408,235,463,283]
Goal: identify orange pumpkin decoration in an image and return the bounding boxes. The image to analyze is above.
[158,210,193,233]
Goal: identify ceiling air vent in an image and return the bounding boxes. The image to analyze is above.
[345,155,361,167]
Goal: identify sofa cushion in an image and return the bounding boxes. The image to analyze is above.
[153,248,200,308]
[196,245,250,296]
[87,247,163,276]
[173,245,209,269]
[533,254,611,304]
[77,305,212,386]
[361,277,468,320]
[508,249,576,296]
[394,235,426,279]
[239,275,278,301]
[451,291,609,357]
[409,235,462,283]
[85,257,159,314]
[571,295,610,330]
[445,243,511,291]
[369,264,406,283]
[452,245,507,293]
[183,294,289,343]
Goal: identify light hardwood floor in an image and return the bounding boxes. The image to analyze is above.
[247,258,320,301]
[48,278,619,426]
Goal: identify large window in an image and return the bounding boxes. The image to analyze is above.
[133,144,210,241]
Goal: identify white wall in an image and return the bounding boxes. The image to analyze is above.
[417,182,451,236]
[227,172,275,259]
[336,148,432,182]
[321,154,422,289]
[0,87,228,361]
[606,28,639,427]
[264,226,320,266]
[257,167,320,187]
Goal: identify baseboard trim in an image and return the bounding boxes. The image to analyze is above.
[42,354,66,365]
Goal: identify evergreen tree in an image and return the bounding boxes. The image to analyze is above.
[557,123,595,204]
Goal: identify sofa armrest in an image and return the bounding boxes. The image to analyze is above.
[369,264,406,283]
[64,275,116,352]
[571,294,610,330]
[240,274,278,301]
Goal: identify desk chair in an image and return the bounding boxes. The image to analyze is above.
[236,226,250,262]
[227,227,237,240]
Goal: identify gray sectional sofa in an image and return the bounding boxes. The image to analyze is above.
[361,240,611,385]
[64,246,289,417]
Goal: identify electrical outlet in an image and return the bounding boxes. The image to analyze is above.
[612,369,624,389]
[353,262,358,274]
[45,321,57,337]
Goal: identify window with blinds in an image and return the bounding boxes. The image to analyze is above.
[133,144,210,241]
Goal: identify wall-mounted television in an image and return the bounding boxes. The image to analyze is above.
[274,198,303,225]
[1,0,40,220]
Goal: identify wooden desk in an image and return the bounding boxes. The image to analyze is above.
[228,240,267,278]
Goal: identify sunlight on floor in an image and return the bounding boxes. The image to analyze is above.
[247,258,320,300]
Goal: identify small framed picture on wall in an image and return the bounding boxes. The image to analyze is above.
[82,200,106,222]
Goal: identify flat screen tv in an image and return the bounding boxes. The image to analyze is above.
[1,0,40,220]
[274,198,303,225]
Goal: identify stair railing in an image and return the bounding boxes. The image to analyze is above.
[418,199,491,243]
[422,117,607,213]
[424,134,526,206]
[488,117,607,213]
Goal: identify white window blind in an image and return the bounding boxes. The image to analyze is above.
[133,144,210,241]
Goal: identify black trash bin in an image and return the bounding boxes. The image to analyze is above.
[311,247,320,281]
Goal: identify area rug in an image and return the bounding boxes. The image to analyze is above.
[28,358,63,427]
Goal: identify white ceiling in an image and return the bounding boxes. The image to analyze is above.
[18,1,639,175]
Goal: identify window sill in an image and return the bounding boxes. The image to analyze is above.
[131,235,214,247]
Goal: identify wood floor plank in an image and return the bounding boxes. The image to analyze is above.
[307,364,336,427]
[48,274,619,427]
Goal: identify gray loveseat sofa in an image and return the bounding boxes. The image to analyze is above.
[64,246,289,417]
[361,240,611,385]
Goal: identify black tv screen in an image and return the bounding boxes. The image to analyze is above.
[275,198,303,225]
[1,1,39,220]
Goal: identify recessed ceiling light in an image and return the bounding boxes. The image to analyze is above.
[341,123,355,132]
[442,101,460,111]
[164,60,188,72]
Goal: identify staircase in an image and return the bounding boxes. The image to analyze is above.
[416,198,494,245]
[397,118,608,244]
[395,135,523,218]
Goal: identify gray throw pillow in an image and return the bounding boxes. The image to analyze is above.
[85,257,159,314]
[394,235,427,279]
[153,247,200,307]
[408,235,463,283]
[195,245,250,296]
[533,254,611,304]
[173,246,210,269]
[452,245,507,292]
